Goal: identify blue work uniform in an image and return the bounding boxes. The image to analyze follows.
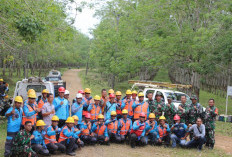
[104,101,117,120]
[53,96,69,120]
[72,102,87,123]
[171,123,188,147]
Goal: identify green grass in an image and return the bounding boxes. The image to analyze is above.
[0,120,7,156]
[216,121,232,137]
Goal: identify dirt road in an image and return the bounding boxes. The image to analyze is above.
[58,69,232,156]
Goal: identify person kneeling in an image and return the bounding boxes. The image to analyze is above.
[44,115,66,154]
[118,109,132,144]
[58,117,78,156]
[130,112,148,148]
[72,115,84,148]
[31,120,50,156]
[155,116,170,147]
[145,113,158,146]
[91,114,109,145]
[105,111,121,143]
[185,118,206,151]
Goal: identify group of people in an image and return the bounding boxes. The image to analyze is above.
[4,86,218,157]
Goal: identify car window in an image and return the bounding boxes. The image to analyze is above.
[164,92,177,101]
[145,90,155,98]
[48,77,60,81]
[27,85,46,93]
[52,72,59,75]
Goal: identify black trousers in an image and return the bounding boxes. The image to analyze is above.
[81,135,97,145]
[60,138,78,153]
[46,143,66,153]
[58,119,66,128]
[4,132,17,157]
[108,131,121,143]
[130,133,147,147]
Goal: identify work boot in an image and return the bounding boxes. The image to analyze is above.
[66,152,76,156]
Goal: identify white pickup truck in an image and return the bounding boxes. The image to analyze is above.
[131,83,191,109]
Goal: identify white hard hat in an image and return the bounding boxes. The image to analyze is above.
[64,90,70,95]
[76,93,83,99]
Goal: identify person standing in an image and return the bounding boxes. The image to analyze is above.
[42,93,55,128]
[12,121,37,157]
[53,87,69,128]
[146,92,155,113]
[155,116,170,146]
[188,95,203,125]
[82,88,93,117]
[176,95,190,124]
[132,93,149,121]
[118,109,132,143]
[121,90,133,119]
[4,96,23,157]
[104,94,117,120]
[204,98,218,149]
[164,95,176,126]
[87,95,102,123]
[115,91,122,120]
[37,89,49,110]
[153,92,166,120]
[72,93,86,124]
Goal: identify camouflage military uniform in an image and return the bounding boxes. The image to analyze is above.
[204,106,218,148]
[176,103,190,124]
[188,102,203,124]
[164,102,176,126]
[147,99,155,113]
[12,129,37,157]
[153,100,166,121]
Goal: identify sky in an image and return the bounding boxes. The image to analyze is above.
[71,0,104,38]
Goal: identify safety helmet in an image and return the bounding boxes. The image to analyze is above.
[76,93,83,99]
[122,109,128,114]
[94,95,101,101]
[126,89,132,95]
[85,113,91,119]
[4,95,9,99]
[58,87,65,93]
[132,90,138,95]
[78,90,84,94]
[42,89,49,94]
[139,112,146,117]
[115,91,122,96]
[28,92,37,99]
[51,115,59,121]
[36,120,46,127]
[0,78,3,82]
[108,89,114,94]
[98,114,104,119]
[27,89,35,95]
[72,115,79,121]
[156,92,162,96]
[173,114,180,121]
[159,116,166,120]
[14,96,23,103]
[149,113,156,119]
[138,92,144,97]
[167,95,172,100]
[64,90,70,95]
[65,117,75,123]
[111,111,117,116]
[109,94,115,98]
[84,88,91,93]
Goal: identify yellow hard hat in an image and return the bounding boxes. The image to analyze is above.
[27,89,35,95]
[149,113,156,119]
[72,115,79,121]
[36,120,46,127]
[138,92,144,97]
[132,90,138,95]
[42,89,49,94]
[51,115,59,121]
[115,91,122,96]
[111,111,117,116]
[159,116,166,120]
[98,114,104,119]
[14,96,23,103]
[108,89,114,94]
[4,95,9,99]
[122,109,128,114]
[84,88,91,93]
[94,95,101,101]
[126,89,132,95]
[0,78,3,82]
[65,117,75,123]
[28,92,37,98]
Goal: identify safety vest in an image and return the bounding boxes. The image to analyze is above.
[123,99,133,116]
[130,120,146,137]
[44,126,57,144]
[81,121,91,136]
[107,120,118,134]
[146,120,155,133]
[22,104,37,125]
[90,104,101,120]
[119,118,131,135]
[38,98,46,109]
[116,99,122,115]
[158,125,168,138]
[134,101,148,119]
[94,122,106,136]
[58,126,73,142]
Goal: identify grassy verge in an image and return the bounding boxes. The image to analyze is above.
[0,120,7,156]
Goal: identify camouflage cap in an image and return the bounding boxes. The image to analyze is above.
[156,92,162,96]
[167,95,172,99]
[190,95,198,100]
